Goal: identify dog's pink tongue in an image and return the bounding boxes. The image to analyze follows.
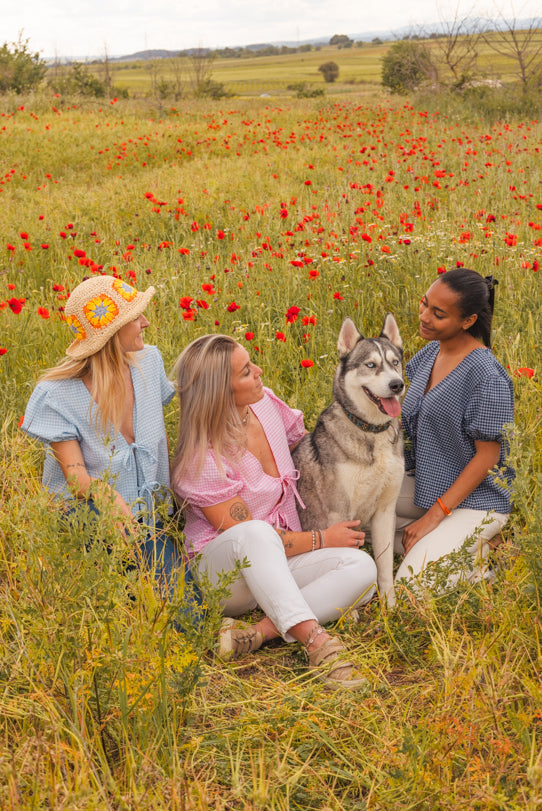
[380,397,401,417]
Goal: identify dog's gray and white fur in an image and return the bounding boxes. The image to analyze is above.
[292,314,405,605]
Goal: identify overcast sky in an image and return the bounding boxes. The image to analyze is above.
[3,0,540,59]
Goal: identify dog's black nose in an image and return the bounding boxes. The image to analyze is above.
[389,379,404,394]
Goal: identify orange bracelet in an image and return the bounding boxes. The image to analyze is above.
[436,497,451,516]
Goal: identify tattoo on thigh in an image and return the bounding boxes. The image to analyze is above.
[230,501,249,522]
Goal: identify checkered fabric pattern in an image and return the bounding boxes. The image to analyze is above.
[22,345,175,515]
[401,341,514,512]
[173,387,306,557]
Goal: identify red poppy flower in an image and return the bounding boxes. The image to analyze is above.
[7,283,15,290]
[73,249,86,258]
[227,302,240,312]
[0,347,6,355]
[514,367,535,379]
[182,309,196,321]
[179,296,193,309]
[201,283,216,294]
[217,230,225,240]
[333,292,343,300]
[300,359,314,368]
[20,232,29,240]
[8,297,25,314]
[245,331,255,340]
[196,300,209,309]
[6,244,16,251]
[276,331,286,342]
[37,307,50,319]
[302,315,317,326]
[285,305,300,323]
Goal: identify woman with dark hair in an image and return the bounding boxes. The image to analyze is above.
[171,334,378,690]
[394,268,514,584]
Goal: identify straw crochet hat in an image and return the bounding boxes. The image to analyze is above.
[64,275,155,359]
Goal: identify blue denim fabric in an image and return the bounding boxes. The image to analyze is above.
[63,500,203,626]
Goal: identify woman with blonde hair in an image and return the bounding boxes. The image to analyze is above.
[172,334,378,691]
[22,274,182,591]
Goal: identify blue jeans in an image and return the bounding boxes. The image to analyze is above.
[64,500,203,625]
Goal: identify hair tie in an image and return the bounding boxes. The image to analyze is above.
[484,275,498,291]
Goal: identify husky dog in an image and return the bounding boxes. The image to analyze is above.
[292,315,404,605]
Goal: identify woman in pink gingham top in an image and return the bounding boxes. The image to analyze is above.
[179,386,305,558]
[172,334,377,691]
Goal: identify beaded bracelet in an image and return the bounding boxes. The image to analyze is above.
[311,529,317,551]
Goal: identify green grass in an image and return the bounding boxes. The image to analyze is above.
[78,33,542,98]
[0,91,541,808]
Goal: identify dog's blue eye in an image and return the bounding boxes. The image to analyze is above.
[393,359,399,366]
[366,362,376,368]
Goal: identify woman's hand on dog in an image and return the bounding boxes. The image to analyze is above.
[324,520,366,549]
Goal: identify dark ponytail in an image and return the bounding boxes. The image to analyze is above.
[439,268,496,347]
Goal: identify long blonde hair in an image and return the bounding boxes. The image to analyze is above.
[172,334,245,483]
[40,333,138,435]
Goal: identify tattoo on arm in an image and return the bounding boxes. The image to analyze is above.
[276,528,294,549]
[229,501,249,522]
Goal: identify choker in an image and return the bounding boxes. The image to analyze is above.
[341,404,391,434]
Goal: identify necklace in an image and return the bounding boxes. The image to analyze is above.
[241,407,250,427]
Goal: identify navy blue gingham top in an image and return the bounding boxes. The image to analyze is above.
[401,342,514,513]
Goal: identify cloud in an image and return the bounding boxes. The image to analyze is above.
[4,0,542,58]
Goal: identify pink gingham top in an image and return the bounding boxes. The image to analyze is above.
[173,387,306,557]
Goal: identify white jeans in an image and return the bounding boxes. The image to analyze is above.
[394,473,509,583]
[194,520,377,641]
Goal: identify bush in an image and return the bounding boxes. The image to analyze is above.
[48,63,106,98]
[287,82,325,98]
[194,78,232,99]
[318,61,339,83]
[381,40,434,94]
[0,35,46,94]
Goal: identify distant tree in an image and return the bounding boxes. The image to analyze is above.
[482,10,542,90]
[330,34,353,49]
[48,62,105,97]
[318,61,340,83]
[372,37,383,46]
[414,9,482,90]
[189,47,215,94]
[381,40,434,94]
[194,78,231,99]
[169,53,184,99]
[102,44,112,95]
[0,34,46,94]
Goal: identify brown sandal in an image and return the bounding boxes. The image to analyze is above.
[218,617,264,661]
[307,635,368,692]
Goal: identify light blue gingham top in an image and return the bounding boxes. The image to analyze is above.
[401,342,514,513]
[21,345,175,517]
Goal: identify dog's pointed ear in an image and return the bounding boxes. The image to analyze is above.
[338,317,362,358]
[380,313,402,350]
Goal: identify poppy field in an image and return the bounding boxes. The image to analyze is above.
[1,94,541,809]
